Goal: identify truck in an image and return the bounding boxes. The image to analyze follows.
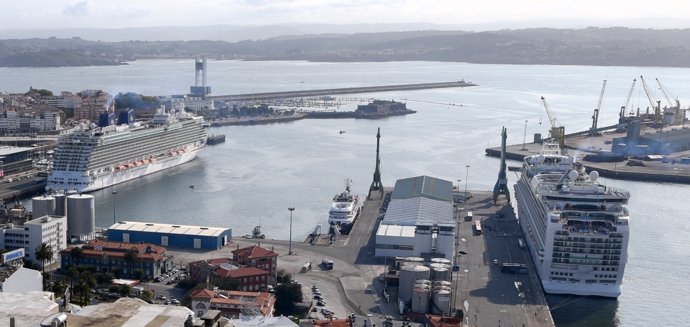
[321,258,334,270]
[301,261,312,273]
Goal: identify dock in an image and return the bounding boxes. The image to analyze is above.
[211,81,476,102]
[486,128,690,184]
[454,191,554,327]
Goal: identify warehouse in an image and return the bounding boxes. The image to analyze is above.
[107,221,232,250]
[375,175,456,260]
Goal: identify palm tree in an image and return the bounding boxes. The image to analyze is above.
[123,247,139,278]
[69,247,83,265]
[35,243,54,273]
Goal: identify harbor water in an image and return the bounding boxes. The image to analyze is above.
[2,60,689,327]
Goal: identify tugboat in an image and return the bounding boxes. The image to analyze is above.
[251,225,265,239]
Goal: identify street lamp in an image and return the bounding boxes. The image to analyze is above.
[464,165,470,200]
[522,119,528,150]
[288,207,295,255]
[112,190,118,224]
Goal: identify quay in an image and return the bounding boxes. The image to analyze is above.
[210,81,476,102]
[485,126,690,184]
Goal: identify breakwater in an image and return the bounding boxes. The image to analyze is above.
[210,81,476,102]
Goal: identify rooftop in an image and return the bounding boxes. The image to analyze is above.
[232,245,279,259]
[391,176,453,202]
[382,196,454,227]
[108,220,230,237]
[376,224,416,238]
[216,266,269,279]
[68,297,194,327]
[0,291,58,327]
[0,146,34,156]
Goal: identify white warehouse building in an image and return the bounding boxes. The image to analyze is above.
[375,176,456,260]
[0,215,67,268]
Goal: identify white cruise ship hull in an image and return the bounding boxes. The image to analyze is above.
[542,281,621,297]
[47,144,202,193]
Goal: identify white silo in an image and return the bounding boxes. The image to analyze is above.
[411,285,431,313]
[431,258,452,265]
[433,280,453,288]
[53,192,67,216]
[66,194,95,240]
[431,289,452,315]
[431,264,451,281]
[399,264,430,302]
[32,195,56,218]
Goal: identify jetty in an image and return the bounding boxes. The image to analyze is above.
[210,81,476,102]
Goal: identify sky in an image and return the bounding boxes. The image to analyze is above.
[2,0,690,30]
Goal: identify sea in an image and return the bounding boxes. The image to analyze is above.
[1,60,689,327]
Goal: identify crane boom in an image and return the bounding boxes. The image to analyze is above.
[622,78,637,111]
[540,96,557,129]
[639,75,658,109]
[590,80,607,134]
[656,78,675,108]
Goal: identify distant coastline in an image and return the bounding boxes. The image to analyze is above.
[3,27,690,68]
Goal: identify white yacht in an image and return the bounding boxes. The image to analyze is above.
[328,179,361,227]
[514,143,630,297]
[47,110,207,193]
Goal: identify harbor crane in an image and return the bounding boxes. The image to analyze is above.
[620,78,637,120]
[656,78,681,109]
[590,80,607,135]
[540,96,565,149]
[639,75,662,123]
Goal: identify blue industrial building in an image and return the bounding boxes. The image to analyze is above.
[107,221,232,250]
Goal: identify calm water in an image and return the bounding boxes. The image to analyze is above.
[2,60,689,327]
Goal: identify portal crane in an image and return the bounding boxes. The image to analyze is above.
[640,75,662,123]
[540,96,565,149]
[590,79,607,135]
[656,78,680,109]
[619,78,637,122]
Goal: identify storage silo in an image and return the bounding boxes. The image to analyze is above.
[53,192,67,216]
[32,195,55,218]
[399,264,430,302]
[66,194,95,240]
[431,264,450,281]
[431,258,452,265]
[405,257,425,266]
[411,285,431,313]
[433,280,452,288]
[431,289,452,315]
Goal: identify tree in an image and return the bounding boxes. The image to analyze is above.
[274,282,303,315]
[35,243,54,273]
[69,247,83,265]
[276,269,292,284]
[141,289,154,303]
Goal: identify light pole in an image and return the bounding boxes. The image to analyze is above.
[522,119,528,150]
[288,207,295,255]
[464,165,470,200]
[112,190,118,224]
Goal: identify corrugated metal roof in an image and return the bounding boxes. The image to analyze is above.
[377,224,416,238]
[391,175,453,202]
[108,221,230,237]
[382,197,454,227]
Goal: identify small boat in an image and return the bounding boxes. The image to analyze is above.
[339,130,346,134]
[189,185,195,189]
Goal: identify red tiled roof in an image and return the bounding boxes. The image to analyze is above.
[190,289,216,299]
[62,240,166,262]
[232,245,278,259]
[215,266,268,279]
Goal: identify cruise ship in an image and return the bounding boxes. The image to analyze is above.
[514,143,630,297]
[47,110,207,193]
[328,179,361,228]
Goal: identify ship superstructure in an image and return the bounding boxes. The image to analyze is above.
[47,110,207,193]
[328,179,361,228]
[514,143,630,297]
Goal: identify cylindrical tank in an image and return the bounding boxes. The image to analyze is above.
[399,264,430,302]
[32,195,55,218]
[414,279,431,287]
[53,192,67,216]
[432,289,452,315]
[66,194,95,239]
[411,286,431,313]
[405,257,425,266]
[431,264,450,281]
[433,280,452,288]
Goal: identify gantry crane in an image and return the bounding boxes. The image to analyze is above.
[590,80,607,135]
[540,96,565,149]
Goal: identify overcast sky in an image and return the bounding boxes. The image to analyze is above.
[2,0,690,30]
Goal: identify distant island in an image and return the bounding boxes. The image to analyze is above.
[3,27,690,67]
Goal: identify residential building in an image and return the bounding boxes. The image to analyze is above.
[190,289,275,318]
[232,245,279,284]
[189,258,269,291]
[0,215,67,268]
[60,240,173,278]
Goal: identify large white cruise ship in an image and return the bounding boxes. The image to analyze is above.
[328,179,361,228]
[47,110,207,193]
[514,143,630,297]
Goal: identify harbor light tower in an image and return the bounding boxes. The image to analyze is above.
[190,57,211,97]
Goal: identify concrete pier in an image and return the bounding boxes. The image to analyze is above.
[211,81,476,102]
[453,191,554,327]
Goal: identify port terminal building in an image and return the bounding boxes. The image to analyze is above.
[107,221,232,250]
[375,175,456,260]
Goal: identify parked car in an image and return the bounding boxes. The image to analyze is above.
[313,295,323,300]
[317,300,326,306]
[171,298,180,305]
